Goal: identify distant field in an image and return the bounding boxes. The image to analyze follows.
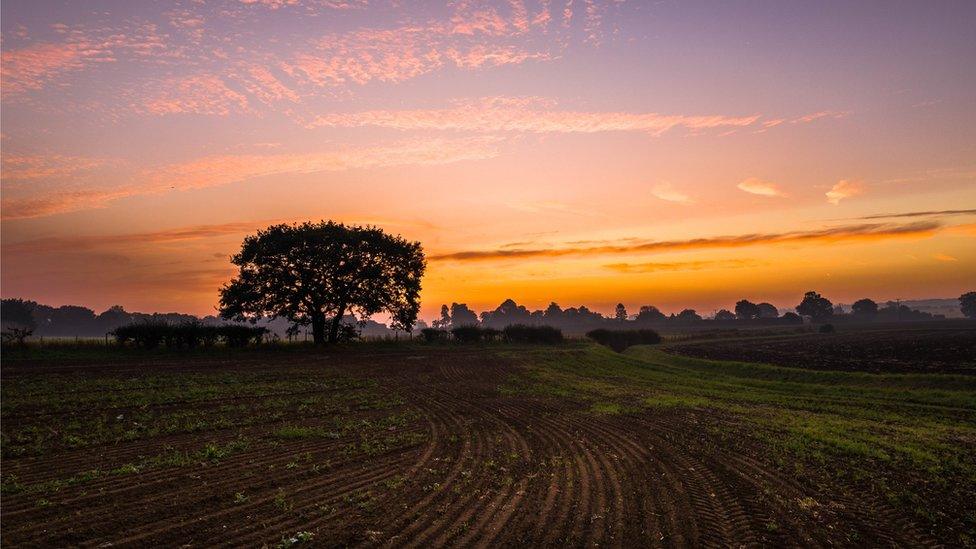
[2,339,974,546]
[666,325,976,374]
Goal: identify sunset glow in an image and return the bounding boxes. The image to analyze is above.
[2,1,974,318]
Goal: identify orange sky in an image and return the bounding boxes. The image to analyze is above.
[2,1,975,319]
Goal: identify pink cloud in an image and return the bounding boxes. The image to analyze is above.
[737,177,786,197]
[1,154,108,181]
[445,45,550,68]
[509,0,531,33]
[451,6,509,36]
[0,42,111,97]
[239,0,300,8]
[142,74,250,116]
[309,97,760,135]
[651,182,694,205]
[1,23,169,99]
[1,137,501,219]
[285,27,445,86]
[583,0,603,44]
[240,65,299,103]
[826,179,867,205]
[792,110,850,124]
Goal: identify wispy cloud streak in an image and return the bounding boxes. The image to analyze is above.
[309,97,760,135]
[430,221,942,261]
[854,209,976,220]
[1,137,501,219]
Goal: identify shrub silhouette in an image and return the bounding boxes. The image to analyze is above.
[502,324,563,344]
[819,323,836,334]
[112,322,267,348]
[420,328,449,343]
[587,328,661,352]
[450,325,484,343]
[1,327,34,347]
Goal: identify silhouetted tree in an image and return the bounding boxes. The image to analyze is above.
[1,298,36,330]
[219,221,425,344]
[481,299,533,328]
[734,300,760,320]
[852,298,878,316]
[544,302,563,320]
[782,312,803,323]
[614,303,628,322]
[450,302,479,326]
[636,305,666,323]
[756,302,779,318]
[96,305,131,332]
[714,309,735,321]
[432,305,451,329]
[676,309,702,322]
[959,292,976,319]
[796,291,833,321]
[49,305,97,332]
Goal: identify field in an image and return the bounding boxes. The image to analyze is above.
[2,336,975,547]
[667,325,976,374]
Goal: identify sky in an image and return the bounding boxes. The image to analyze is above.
[2,0,975,320]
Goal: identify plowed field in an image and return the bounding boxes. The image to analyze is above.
[3,344,974,547]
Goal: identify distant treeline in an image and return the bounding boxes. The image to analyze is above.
[0,299,393,339]
[427,292,969,335]
[2,290,972,339]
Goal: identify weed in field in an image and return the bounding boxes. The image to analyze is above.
[274,426,340,440]
[277,530,314,548]
[234,492,248,504]
[274,488,293,512]
[590,402,621,414]
[383,475,406,490]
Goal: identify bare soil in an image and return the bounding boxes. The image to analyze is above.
[0,348,948,547]
[667,327,976,374]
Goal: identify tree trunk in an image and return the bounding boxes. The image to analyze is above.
[328,305,346,343]
[311,311,326,345]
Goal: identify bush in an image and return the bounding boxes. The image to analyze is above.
[420,328,449,343]
[502,324,563,344]
[220,324,268,347]
[819,323,836,334]
[1,327,33,347]
[112,321,168,348]
[336,323,360,343]
[587,328,661,352]
[111,321,267,348]
[451,325,485,344]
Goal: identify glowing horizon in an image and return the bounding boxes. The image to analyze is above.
[2,1,974,320]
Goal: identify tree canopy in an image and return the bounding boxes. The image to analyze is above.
[797,291,833,320]
[756,302,779,318]
[219,221,425,344]
[961,292,976,319]
[852,298,879,316]
[734,299,760,320]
